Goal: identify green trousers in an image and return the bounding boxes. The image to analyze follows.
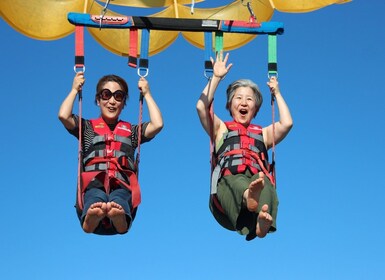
[210,170,279,240]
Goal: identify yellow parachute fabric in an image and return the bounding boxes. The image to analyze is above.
[96,0,204,8]
[271,0,351,13]
[1,0,351,55]
[0,0,84,40]
[86,3,180,57]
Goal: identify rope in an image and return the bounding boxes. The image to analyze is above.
[135,93,143,176]
[74,25,85,210]
[268,34,278,185]
[135,28,150,176]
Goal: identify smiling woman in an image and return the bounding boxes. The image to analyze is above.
[196,51,293,240]
[58,72,163,235]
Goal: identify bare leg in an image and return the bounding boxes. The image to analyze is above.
[256,204,273,238]
[107,202,128,234]
[82,202,107,233]
[243,172,265,212]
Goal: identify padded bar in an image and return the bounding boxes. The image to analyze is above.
[68,12,284,35]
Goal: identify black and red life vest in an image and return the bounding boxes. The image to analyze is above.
[216,121,270,178]
[77,117,141,211]
[210,121,275,222]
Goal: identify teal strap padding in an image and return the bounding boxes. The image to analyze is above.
[268,34,278,77]
[215,31,223,53]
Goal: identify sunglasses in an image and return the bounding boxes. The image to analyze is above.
[99,89,126,102]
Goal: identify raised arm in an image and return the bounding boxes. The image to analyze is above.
[196,52,233,138]
[58,72,85,130]
[138,77,164,138]
[263,76,293,149]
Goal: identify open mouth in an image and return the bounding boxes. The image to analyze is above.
[239,109,248,116]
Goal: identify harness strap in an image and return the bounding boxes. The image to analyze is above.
[138,28,150,77]
[83,150,128,164]
[268,35,278,77]
[128,28,138,68]
[204,32,213,79]
[217,144,265,160]
[74,24,85,211]
[222,130,264,142]
[74,25,85,72]
[268,34,277,184]
[80,170,141,209]
[92,134,132,146]
[215,31,223,53]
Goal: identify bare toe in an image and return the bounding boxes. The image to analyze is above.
[246,172,264,212]
[107,202,128,234]
[82,202,107,233]
[256,204,273,238]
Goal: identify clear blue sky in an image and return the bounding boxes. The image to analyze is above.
[1,1,384,279]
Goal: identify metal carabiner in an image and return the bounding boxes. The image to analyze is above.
[137,67,149,78]
[268,72,278,79]
[204,69,213,80]
[74,65,86,73]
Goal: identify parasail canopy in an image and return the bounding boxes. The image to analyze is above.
[0,0,351,56]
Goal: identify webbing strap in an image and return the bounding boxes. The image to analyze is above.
[74,25,85,210]
[204,32,213,79]
[138,29,150,77]
[268,34,277,185]
[268,34,277,77]
[92,134,132,146]
[135,29,149,174]
[74,25,85,72]
[128,28,138,68]
[215,31,223,53]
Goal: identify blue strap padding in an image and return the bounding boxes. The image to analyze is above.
[219,21,284,35]
[204,32,213,78]
[138,29,150,77]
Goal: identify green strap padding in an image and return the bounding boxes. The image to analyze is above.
[215,31,223,53]
[268,34,278,76]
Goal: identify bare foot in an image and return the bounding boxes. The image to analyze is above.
[107,202,128,234]
[256,204,273,238]
[82,202,107,233]
[244,172,264,212]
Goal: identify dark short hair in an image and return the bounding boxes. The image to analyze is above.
[95,74,129,105]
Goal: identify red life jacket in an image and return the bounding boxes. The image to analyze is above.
[77,117,141,212]
[210,121,274,222]
[216,121,271,178]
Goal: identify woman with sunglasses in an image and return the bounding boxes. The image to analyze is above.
[59,72,163,235]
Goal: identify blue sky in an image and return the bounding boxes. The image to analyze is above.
[1,1,385,279]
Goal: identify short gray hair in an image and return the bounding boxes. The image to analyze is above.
[225,79,263,117]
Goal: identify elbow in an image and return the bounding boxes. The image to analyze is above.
[58,110,72,123]
[285,120,293,132]
[154,120,164,135]
[196,100,207,116]
[58,111,67,123]
[157,121,164,133]
[196,101,203,112]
